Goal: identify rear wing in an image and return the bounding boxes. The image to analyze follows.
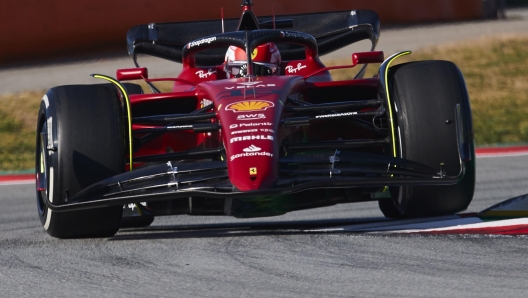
[127,10,380,66]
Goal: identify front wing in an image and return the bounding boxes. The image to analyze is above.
[45,148,468,213]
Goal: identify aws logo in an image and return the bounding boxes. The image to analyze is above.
[226,100,275,113]
[237,114,266,120]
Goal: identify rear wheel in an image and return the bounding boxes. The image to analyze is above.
[379,60,475,218]
[36,84,126,238]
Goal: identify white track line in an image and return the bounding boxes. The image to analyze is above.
[0,180,34,186]
[477,152,528,158]
[307,215,466,232]
[386,218,528,234]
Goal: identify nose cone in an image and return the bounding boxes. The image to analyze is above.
[228,140,277,191]
[199,76,304,191]
[222,99,279,191]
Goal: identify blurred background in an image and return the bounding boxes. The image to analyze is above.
[0,0,519,63]
[0,0,527,172]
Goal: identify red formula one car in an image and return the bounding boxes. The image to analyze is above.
[35,0,475,238]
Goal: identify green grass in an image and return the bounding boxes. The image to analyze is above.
[1,35,528,171]
[0,91,42,171]
[399,35,528,145]
[0,83,172,172]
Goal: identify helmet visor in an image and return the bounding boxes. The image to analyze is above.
[225,61,280,77]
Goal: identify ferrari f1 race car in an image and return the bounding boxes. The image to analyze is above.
[35,0,475,238]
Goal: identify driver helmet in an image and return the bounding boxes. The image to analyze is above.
[224,43,281,78]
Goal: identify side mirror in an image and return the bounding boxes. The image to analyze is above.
[305,51,385,78]
[352,51,385,65]
[116,68,148,81]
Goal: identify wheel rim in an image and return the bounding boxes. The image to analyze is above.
[36,122,48,217]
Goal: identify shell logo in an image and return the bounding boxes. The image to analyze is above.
[226,100,275,113]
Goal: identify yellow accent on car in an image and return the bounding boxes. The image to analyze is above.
[135,203,143,215]
[226,100,273,112]
[250,167,257,175]
[91,74,134,171]
[381,51,412,157]
[251,48,258,59]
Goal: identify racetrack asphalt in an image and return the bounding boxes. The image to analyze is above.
[1,155,528,297]
[1,8,528,95]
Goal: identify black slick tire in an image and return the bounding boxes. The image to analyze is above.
[122,83,143,96]
[35,84,126,238]
[379,60,476,218]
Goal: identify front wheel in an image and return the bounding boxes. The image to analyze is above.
[36,85,126,238]
[379,60,476,218]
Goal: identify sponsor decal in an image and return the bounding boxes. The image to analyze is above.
[196,69,216,79]
[259,128,274,133]
[217,88,281,100]
[231,129,258,135]
[238,81,262,87]
[230,151,273,161]
[226,100,274,112]
[167,125,193,129]
[243,145,261,153]
[237,114,266,121]
[285,63,307,74]
[224,82,276,90]
[249,167,257,176]
[251,48,258,59]
[46,116,53,154]
[315,112,358,119]
[228,122,273,129]
[230,145,273,161]
[281,31,312,40]
[230,135,273,143]
[239,122,273,127]
[187,37,217,48]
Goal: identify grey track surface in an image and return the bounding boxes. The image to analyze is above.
[1,155,528,297]
[1,8,528,95]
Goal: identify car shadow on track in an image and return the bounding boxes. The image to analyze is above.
[109,217,389,241]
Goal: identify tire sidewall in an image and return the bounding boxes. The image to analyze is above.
[388,61,475,217]
[35,85,125,238]
[35,93,59,229]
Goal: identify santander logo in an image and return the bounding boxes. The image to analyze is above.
[243,145,261,153]
[230,145,273,161]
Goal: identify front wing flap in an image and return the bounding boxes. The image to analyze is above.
[46,150,466,213]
